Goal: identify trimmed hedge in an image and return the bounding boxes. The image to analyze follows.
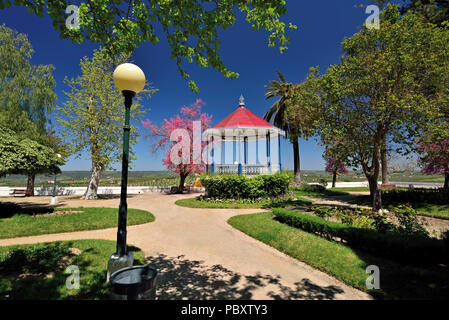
[382,188,449,205]
[272,208,446,265]
[296,184,326,193]
[200,173,292,199]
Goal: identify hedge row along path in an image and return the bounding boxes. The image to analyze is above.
[0,193,371,300]
[301,193,449,238]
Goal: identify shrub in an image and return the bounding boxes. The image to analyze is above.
[308,205,429,237]
[317,178,328,188]
[0,243,72,274]
[371,211,396,233]
[382,188,449,205]
[311,206,333,218]
[273,208,446,265]
[200,173,292,199]
[309,206,382,231]
[0,202,54,218]
[390,204,429,238]
[298,184,326,193]
[197,191,305,208]
[0,202,21,218]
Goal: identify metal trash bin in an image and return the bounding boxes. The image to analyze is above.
[109,265,157,300]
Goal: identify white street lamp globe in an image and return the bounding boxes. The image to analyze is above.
[57,153,61,158]
[234,161,239,166]
[113,63,146,94]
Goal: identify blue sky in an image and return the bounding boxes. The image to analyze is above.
[0,1,379,171]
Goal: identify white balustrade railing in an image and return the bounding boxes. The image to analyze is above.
[213,164,281,176]
[216,164,239,175]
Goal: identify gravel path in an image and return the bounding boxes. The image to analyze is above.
[0,193,371,300]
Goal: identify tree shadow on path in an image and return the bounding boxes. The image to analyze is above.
[146,254,345,300]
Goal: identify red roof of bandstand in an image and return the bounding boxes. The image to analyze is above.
[212,106,274,129]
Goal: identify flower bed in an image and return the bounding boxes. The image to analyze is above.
[273,208,447,265]
[198,191,295,205]
[308,204,430,237]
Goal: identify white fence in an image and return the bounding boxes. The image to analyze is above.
[0,186,205,197]
[214,164,281,176]
[313,181,443,189]
[0,181,442,197]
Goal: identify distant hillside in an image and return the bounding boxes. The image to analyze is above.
[0,170,180,186]
[0,170,444,187]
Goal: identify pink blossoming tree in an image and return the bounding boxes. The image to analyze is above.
[324,154,348,188]
[418,138,449,190]
[143,99,212,193]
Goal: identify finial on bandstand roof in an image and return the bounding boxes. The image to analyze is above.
[239,94,245,107]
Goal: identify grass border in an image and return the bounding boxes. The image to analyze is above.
[0,207,155,239]
[227,212,449,300]
[0,239,145,299]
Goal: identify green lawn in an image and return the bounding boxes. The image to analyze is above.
[292,186,349,198]
[329,187,370,192]
[414,204,449,220]
[0,207,155,239]
[330,187,409,193]
[228,212,449,300]
[175,196,313,209]
[0,240,145,299]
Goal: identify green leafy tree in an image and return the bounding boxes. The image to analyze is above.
[0,1,295,92]
[57,49,153,199]
[375,0,449,25]
[0,126,65,189]
[379,1,449,185]
[22,127,70,195]
[317,5,449,210]
[402,0,449,25]
[0,24,58,193]
[0,24,57,135]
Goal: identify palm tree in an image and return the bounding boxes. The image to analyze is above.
[264,71,302,185]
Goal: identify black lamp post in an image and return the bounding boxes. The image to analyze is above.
[107,63,146,281]
[115,89,134,256]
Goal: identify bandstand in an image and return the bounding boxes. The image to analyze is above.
[203,96,285,176]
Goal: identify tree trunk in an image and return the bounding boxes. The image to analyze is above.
[444,173,449,190]
[84,163,102,200]
[178,172,188,194]
[381,146,389,185]
[26,174,35,196]
[367,174,382,211]
[332,170,337,188]
[292,137,301,185]
[363,142,382,211]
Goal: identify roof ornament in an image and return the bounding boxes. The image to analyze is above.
[239,94,245,107]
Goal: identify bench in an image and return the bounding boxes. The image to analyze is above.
[9,187,32,197]
[170,185,191,194]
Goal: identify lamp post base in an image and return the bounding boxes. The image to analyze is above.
[50,197,58,205]
[107,252,134,282]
